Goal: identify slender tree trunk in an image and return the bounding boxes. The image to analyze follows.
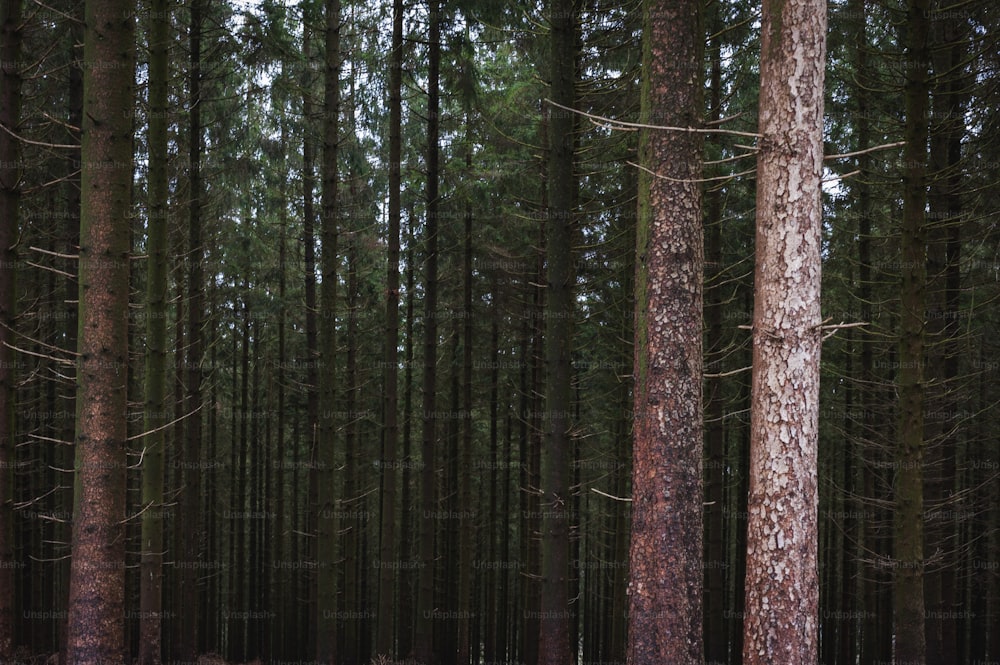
[64,0,134,661]
[925,12,964,665]
[0,0,21,656]
[139,0,171,660]
[301,23,321,658]
[177,0,204,658]
[376,0,404,655]
[399,231,416,660]
[416,2,441,662]
[538,1,576,663]
[457,113,475,665]
[894,0,930,662]
[742,0,825,662]
[316,0,341,660]
[627,0,704,662]
[58,7,84,657]
[273,110,289,663]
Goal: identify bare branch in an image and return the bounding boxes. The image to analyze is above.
[544,98,763,138]
[824,141,906,161]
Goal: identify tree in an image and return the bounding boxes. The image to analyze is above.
[537,1,578,664]
[376,0,403,655]
[742,0,825,662]
[0,0,22,657]
[894,0,931,661]
[415,1,441,662]
[177,0,204,658]
[139,0,171,661]
[64,0,134,661]
[316,0,341,660]
[627,0,705,661]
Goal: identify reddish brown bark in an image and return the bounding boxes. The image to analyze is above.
[742,0,826,662]
[64,0,134,662]
[627,0,704,663]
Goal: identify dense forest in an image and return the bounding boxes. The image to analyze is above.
[1,0,999,663]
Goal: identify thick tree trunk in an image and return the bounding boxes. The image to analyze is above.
[742,0,825,662]
[139,0,171,660]
[64,0,134,661]
[627,0,704,663]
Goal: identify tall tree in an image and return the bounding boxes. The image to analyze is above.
[742,0,825,662]
[139,0,171,661]
[376,0,404,655]
[627,0,705,661]
[0,0,21,656]
[894,0,931,661]
[177,0,204,658]
[415,1,441,662]
[64,0,134,661]
[538,0,576,663]
[316,0,341,660]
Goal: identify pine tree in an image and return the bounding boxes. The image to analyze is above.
[64,0,134,661]
[742,0,825,661]
[138,0,171,660]
[627,0,705,660]
[0,0,22,656]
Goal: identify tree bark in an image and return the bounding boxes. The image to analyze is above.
[894,0,930,662]
[64,0,134,661]
[177,0,204,658]
[0,0,21,657]
[416,1,441,662]
[316,0,341,660]
[627,0,704,663]
[376,0,404,655]
[139,0,171,660]
[538,1,576,663]
[742,0,825,662]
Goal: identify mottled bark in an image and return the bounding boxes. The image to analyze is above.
[742,0,825,662]
[139,0,171,660]
[894,0,930,662]
[64,0,134,661]
[0,0,21,656]
[627,0,704,663]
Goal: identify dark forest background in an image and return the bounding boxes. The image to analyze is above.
[1,0,999,663]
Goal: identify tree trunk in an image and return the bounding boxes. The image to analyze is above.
[538,1,576,663]
[416,1,441,662]
[0,0,21,657]
[64,0,134,661]
[139,0,171,660]
[316,0,341,660]
[376,0,404,655]
[742,0,825,662]
[894,0,930,662]
[627,0,704,663]
[177,0,204,658]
